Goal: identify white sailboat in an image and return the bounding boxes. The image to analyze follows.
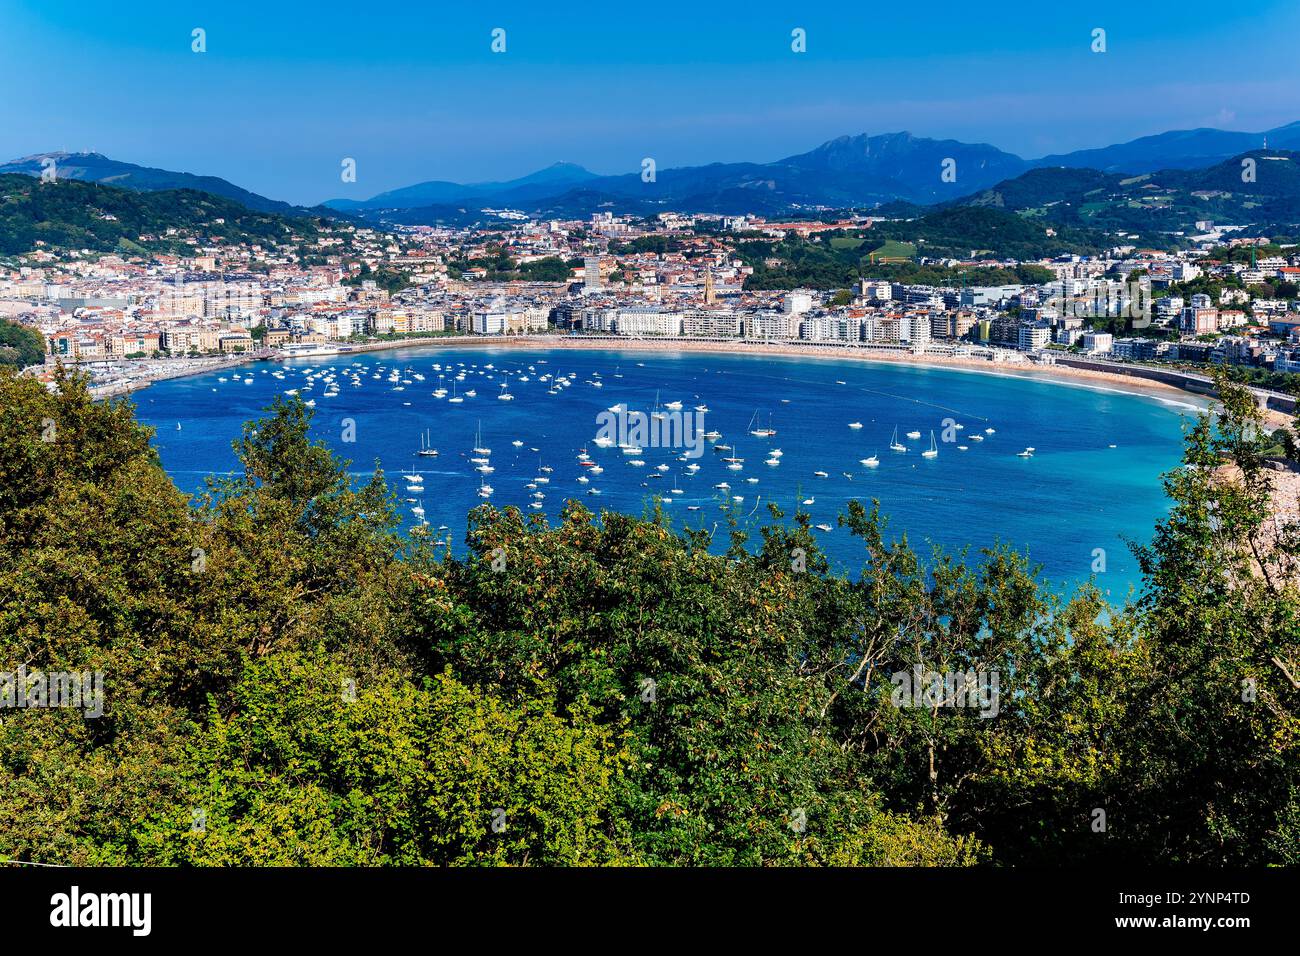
[889,427,908,453]
[922,431,938,459]
[748,409,777,438]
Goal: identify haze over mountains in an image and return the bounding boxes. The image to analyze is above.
[327,162,600,211]
[5,121,1300,227]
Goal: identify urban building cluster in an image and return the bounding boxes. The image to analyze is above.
[6,209,1300,386]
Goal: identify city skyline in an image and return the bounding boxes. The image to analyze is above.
[4,0,1300,204]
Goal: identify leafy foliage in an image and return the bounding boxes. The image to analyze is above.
[740,228,1058,291]
[0,318,44,368]
[0,366,1296,866]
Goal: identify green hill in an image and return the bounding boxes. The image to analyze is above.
[0,152,299,215]
[872,205,1104,259]
[741,206,1102,290]
[0,174,329,256]
[953,150,1300,240]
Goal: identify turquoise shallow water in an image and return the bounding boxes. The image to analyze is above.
[131,345,1198,596]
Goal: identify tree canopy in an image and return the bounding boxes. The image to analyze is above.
[0,365,1296,865]
[0,318,44,368]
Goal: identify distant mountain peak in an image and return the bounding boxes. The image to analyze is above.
[0,151,298,215]
[12,120,1300,227]
[498,162,597,187]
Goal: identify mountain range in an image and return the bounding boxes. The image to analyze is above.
[314,123,1300,221]
[6,121,1300,233]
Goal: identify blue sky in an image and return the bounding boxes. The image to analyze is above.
[3,1,1298,205]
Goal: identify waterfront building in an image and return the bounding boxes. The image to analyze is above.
[681,309,740,337]
[1018,322,1051,351]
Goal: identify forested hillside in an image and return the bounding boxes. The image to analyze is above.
[0,368,1295,865]
[0,174,325,256]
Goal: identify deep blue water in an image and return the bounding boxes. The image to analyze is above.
[130,345,1199,597]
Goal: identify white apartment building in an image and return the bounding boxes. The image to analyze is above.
[471,310,508,334]
[1018,322,1051,350]
[470,307,548,335]
[614,308,681,336]
[783,291,813,314]
[1080,331,1113,355]
[859,280,893,302]
[681,309,740,337]
[743,312,791,339]
[900,314,932,346]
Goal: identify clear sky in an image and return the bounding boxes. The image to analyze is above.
[3,1,1298,205]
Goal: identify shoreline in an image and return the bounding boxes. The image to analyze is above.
[543,336,1206,405]
[365,334,1222,420]
[101,333,1293,429]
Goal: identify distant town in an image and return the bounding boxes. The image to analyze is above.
[7,207,1300,402]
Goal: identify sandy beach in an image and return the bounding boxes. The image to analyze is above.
[98,332,1295,430]
[480,335,1221,417]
